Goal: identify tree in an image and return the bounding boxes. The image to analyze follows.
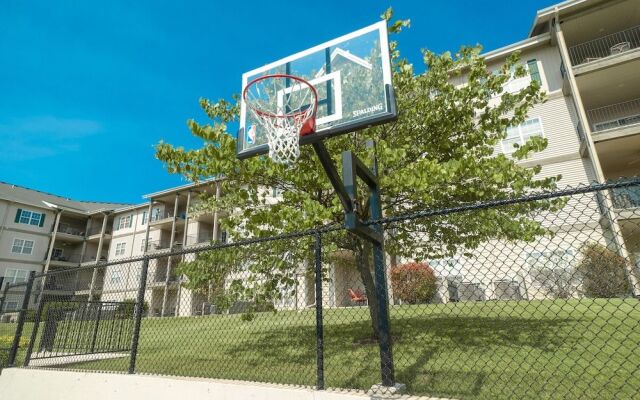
[390,262,438,304]
[577,243,632,298]
[155,9,561,338]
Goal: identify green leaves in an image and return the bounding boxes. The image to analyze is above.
[156,16,557,312]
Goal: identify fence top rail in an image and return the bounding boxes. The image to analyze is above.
[33,178,640,279]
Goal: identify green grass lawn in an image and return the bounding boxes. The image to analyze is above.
[6,299,640,399]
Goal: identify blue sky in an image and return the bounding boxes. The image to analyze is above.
[0,0,557,204]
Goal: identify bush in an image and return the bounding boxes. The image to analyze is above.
[391,262,438,304]
[577,243,631,298]
[117,299,149,318]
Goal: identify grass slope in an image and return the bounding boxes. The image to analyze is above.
[6,299,640,399]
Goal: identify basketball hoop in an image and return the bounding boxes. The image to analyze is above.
[243,74,318,164]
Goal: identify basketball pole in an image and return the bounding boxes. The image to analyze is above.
[312,140,396,387]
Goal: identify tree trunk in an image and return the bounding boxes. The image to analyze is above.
[355,241,380,339]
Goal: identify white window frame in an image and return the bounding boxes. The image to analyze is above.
[140,239,146,252]
[18,209,43,226]
[525,248,576,288]
[5,268,30,284]
[110,270,122,284]
[492,63,532,98]
[141,211,148,225]
[5,301,19,311]
[117,215,132,230]
[52,248,64,258]
[501,117,545,154]
[115,242,126,256]
[11,238,34,255]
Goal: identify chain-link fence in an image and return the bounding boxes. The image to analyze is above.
[3,179,640,399]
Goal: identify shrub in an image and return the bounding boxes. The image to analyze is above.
[577,243,631,298]
[391,262,438,304]
[117,299,150,318]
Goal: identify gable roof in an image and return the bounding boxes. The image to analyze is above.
[0,181,132,214]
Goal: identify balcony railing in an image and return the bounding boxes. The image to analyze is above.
[186,234,214,246]
[87,226,112,236]
[57,224,84,237]
[49,253,82,263]
[150,210,186,222]
[586,98,640,133]
[146,240,171,252]
[568,25,640,66]
[611,187,640,210]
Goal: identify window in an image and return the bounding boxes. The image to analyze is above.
[11,238,34,255]
[271,187,283,198]
[110,270,122,284]
[141,211,148,225]
[5,268,29,284]
[5,301,19,311]
[526,249,578,298]
[115,242,126,256]
[52,248,64,259]
[117,215,132,230]
[220,231,228,243]
[140,239,146,252]
[14,209,45,227]
[494,60,541,97]
[501,117,544,154]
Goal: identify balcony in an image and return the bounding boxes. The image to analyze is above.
[569,25,640,67]
[611,187,640,210]
[49,252,82,267]
[55,223,85,241]
[149,210,186,229]
[587,98,640,134]
[185,234,214,247]
[145,239,173,253]
[86,225,112,242]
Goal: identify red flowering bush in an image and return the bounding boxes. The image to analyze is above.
[390,262,438,304]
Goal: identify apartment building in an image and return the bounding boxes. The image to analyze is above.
[0,182,128,311]
[419,0,640,302]
[1,0,638,314]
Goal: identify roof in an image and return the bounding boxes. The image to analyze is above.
[0,181,133,215]
[143,177,220,199]
[528,0,603,37]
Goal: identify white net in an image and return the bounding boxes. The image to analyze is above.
[244,75,317,164]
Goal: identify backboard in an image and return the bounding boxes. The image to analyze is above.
[237,21,396,159]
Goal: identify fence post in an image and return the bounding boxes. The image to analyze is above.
[8,271,35,367]
[90,302,102,353]
[368,145,396,388]
[0,282,10,315]
[314,233,325,390]
[128,256,149,374]
[23,280,47,366]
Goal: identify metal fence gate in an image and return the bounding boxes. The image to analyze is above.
[27,300,134,364]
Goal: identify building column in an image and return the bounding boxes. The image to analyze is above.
[161,193,180,316]
[212,182,221,241]
[44,211,63,273]
[89,213,109,299]
[79,217,92,263]
[143,200,154,252]
[553,15,640,296]
[175,190,192,316]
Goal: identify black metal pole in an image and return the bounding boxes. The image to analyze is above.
[90,302,102,353]
[368,143,395,387]
[0,281,10,315]
[314,233,325,390]
[8,271,35,367]
[23,284,47,366]
[128,257,149,374]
